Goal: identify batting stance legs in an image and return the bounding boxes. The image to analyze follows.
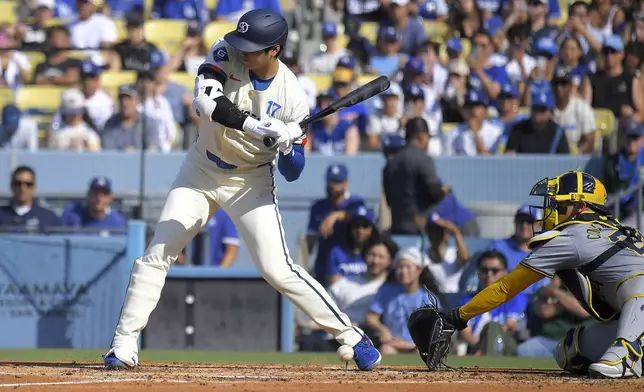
[107,157,365,366]
[555,276,644,378]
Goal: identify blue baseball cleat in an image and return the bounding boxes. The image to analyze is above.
[353,335,382,371]
[103,347,138,370]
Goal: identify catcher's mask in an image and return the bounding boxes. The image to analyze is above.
[529,171,609,232]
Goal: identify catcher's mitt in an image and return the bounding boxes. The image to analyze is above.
[407,289,468,371]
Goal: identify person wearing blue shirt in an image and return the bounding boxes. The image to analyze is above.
[0,166,61,232]
[326,206,378,285]
[151,0,208,23]
[105,0,145,20]
[468,31,511,108]
[368,26,405,78]
[433,191,480,237]
[525,0,559,57]
[494,82,529,153]
[366,247,434,355]
[204,208,240,267]
[212,0,281,22]
[486,204,547,294]
[458,250,528,355]
[60,176,127,233]
[381,0,428,55]
[329,68,369,135]
[309,93,360,156]
[307,164,366,284]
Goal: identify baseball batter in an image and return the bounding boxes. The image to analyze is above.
[409,170,644,378]
[103,9,381,371]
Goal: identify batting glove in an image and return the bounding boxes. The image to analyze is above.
[244,118,287,141]
[191,74,223,119]
[275,122,303,154]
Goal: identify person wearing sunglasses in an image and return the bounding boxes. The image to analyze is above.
[457,250,527,356]
[0,166,60,232]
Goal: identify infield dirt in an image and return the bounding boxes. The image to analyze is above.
[0,361,637,391]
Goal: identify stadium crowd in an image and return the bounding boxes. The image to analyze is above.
[0,0,644,358]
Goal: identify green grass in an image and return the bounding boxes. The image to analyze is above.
[0,349,557,369]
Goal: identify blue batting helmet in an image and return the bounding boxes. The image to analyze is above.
[224,9,288,54]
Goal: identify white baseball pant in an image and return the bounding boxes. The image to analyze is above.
[110,155,364,351]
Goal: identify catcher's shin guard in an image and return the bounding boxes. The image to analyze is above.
[555,326,592,375]
[589,338,644,379]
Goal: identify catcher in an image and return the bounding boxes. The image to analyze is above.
[408,170,644,379]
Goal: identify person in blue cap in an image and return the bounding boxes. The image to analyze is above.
[325,205,379,286]
[60,176,126,232]
[525,0,559,57]
[417,0,448,21]
[445,89,503,156]
[367,86,403,150]
[445,37,463,62]
[0,104,38,151]
[588,35,635,120]
[467,31,511,109]
[382,0,428,55]
[505,85,570,154]
[306,22,351,74]
[603,119,644,228]
[368,26,405,78]
[153,0,210,23]
[307,164,366,284]
[78,60,114,130]
[308,93,360,156]
[495,82,528,153]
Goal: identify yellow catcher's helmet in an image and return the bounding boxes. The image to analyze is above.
[529,171,609,231]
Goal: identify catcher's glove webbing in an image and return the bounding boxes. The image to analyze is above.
[407,289,468,371]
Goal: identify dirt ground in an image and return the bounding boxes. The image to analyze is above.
[0,361,639,391]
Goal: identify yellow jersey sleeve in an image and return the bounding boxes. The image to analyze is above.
[458,264,546,321]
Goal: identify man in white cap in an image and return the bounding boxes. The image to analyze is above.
[48,88,101,151]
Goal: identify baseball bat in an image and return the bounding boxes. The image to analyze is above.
[262,75,392,147]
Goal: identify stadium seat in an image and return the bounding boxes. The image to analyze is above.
[205,0,218,9]
[306,73,332,92]
[16,86,66,113]
[23,52,45,80]
[518,106,530,116]
[423,21,448,40]
[441,122,457,133]
[114,19,128,41]
[552,0,569,28]
[203,21,237,50]
[44,18,64,27]
[0,2,17,24]
[144,20,188,56]
[100,71,137,89]
[67,50,92,60]
[168,72,194,90]
[594,108,616,137]
[359,22,378,44]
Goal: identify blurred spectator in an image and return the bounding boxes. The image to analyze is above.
[434,190,480,237]
[307,164,365,283]
[586,0,625,43]
[101,84,161,151]
[467,31,511,104]
[0,24,31,94]
[630,9,644,44]
[330,68,368,135]
[326,206,378,285]
[401,84,441,154]
[381,0,427,55]
[445,37,463,63]
[0,166,61,231]
[441,58,470,123]
[212,0,280,22]
[60,176,126,231]
[33,25,82,86]
[137,70,178,152]
[401,57,442,131]
[367,87,402,149]
[418,0,449,21]
[203,208,240,267]
[589,35,635,120]
[425,211,470,294]
[556,35,593,101]
[155,68,197,146]
[447,0,485,40]
[368,26,405,78]
[603,119,644,226]
[69,0,118,59]
[525,0,559,57]
[551,66,597,155]
[281,49,317,110]
[459,250,527,355]
[505,85,570,154]
[415,40,448,96]
[338,0,389,23]
[532,36,558,82]
[109,14,161,72]
[494,82,527,152]
[17,0,56,49]
[306,23,351,74]
[516,276,590,357]
[307,93,359,155]
[366,247,433,355]
[445,89,503,155]
[151,0,208,23]
[104,0,145,20]
[495,23,535,89]
[329,237,398,325]
[383,117,449,234]
[49,88,101,151]
[78,60,114,130]
[557,1,602,59]
[624,41,644,76]
[0,105,38,151]
[381,132,407,160]
[168,21,207,76]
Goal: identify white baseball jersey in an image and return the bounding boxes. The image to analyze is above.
[189,40,310,170]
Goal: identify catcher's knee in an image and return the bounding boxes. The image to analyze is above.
[555,326,592,374]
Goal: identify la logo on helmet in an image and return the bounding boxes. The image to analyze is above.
[238,22,250,33]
